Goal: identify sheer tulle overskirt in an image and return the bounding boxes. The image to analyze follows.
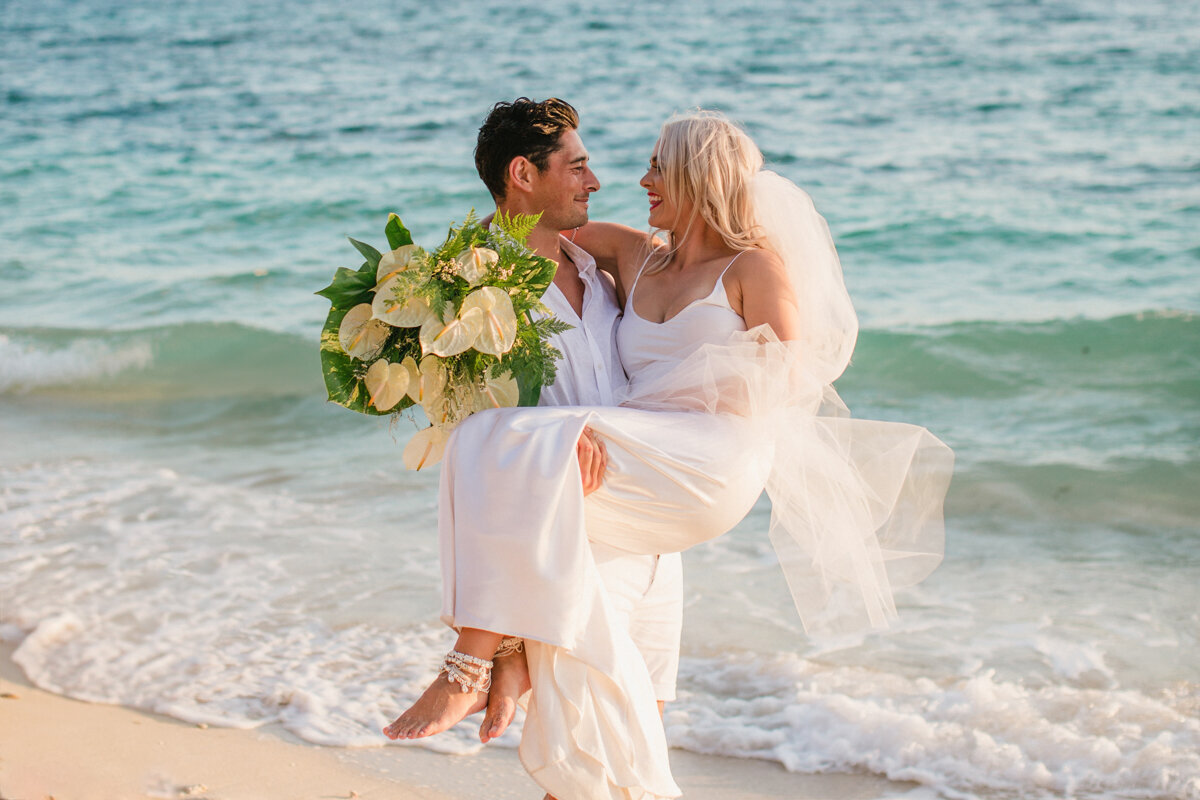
[616,326,953,633]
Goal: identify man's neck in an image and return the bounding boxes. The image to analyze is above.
[495,201,585,316]
[494,202,567,264]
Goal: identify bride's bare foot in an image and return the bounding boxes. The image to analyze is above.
[383,672,487,740]
[479,650,531,743]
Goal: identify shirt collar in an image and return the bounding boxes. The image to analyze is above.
[559,234,597,280]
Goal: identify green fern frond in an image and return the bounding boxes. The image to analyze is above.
[494,210,542,244]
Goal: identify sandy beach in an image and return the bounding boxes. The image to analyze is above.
[0,643,915,800]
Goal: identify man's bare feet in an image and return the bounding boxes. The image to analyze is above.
[383,672,487,740]
[479,650,531,743]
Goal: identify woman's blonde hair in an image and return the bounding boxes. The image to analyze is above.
[647,110,769,273]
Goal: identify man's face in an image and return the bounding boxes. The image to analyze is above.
[526,129,600,230]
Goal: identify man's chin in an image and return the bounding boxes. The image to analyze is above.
[561,210,589,231]
[537,208,588,234]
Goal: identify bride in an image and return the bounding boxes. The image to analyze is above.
[384,111,952,800]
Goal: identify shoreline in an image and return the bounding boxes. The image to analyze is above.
[0,642,916,799]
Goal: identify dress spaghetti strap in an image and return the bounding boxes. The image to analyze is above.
[718,249,746,281]
[709,250,746,301]
[628,249,747,309]
[625,251,656,306]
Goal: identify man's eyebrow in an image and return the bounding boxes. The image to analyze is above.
[568,153,589,165]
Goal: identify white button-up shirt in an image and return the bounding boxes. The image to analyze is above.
[536,236,627,408]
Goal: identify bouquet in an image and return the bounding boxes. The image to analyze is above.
[317,211,569,469]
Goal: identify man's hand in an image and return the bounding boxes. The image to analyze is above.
[576,427,608,496]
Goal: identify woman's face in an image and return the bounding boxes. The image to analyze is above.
[639,144,693,231]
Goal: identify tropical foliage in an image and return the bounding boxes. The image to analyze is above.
[317,212,569,468]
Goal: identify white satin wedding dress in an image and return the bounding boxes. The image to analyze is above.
[437,173,953,800]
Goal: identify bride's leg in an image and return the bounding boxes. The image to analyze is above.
[383,628,504,740]
[479,642,530,743]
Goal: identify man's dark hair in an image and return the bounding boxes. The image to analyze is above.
[474,97,580,200]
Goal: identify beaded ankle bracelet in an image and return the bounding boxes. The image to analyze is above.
[441,649,492,693]
[494,636,524,659]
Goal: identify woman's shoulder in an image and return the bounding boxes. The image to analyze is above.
[725,247,794,309]
[727,247,788,284]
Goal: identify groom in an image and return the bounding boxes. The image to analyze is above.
[470,97,684,746]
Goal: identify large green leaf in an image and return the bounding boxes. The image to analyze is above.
[319,306,370,415]
[516,371,542,407]
[385,214,414,250]
[348,237,382,270]
[315,262,376,310]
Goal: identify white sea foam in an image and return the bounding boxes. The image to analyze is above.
[0,456,489,751]
[1034,636,1116,686]
[669,654,1200,800]
[0,333,152,392]
[2,456,1198,799]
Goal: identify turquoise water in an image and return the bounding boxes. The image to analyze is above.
[2,2,1198,798]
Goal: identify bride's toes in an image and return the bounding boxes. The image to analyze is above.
[480,649,529,743]
[383,711,416,740]
[479,694,516,743]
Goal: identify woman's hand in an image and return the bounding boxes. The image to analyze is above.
[576,427,608,496]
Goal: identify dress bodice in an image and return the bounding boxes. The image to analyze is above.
[616,255,748,379]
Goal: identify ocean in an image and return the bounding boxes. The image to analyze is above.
[1,1,1197,797]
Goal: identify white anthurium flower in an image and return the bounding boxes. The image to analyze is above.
[372,277,438,328]
[472,370,520,411]
[338,303,390,360]
[454,246,498,285]
[420,303,485,357]
[363,359,410,412]
[403,424,449,470]
[376,244,419,286]
[399,354,447,409]
[421,389,453,429]
[460,286,518,356]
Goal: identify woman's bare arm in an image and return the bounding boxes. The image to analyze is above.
[568,222,659,302]
[730,250,802,341]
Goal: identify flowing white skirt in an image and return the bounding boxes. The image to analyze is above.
[440,405,772,800]
[437,336,952,799]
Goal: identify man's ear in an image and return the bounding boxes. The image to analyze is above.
[507,156,537,194]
